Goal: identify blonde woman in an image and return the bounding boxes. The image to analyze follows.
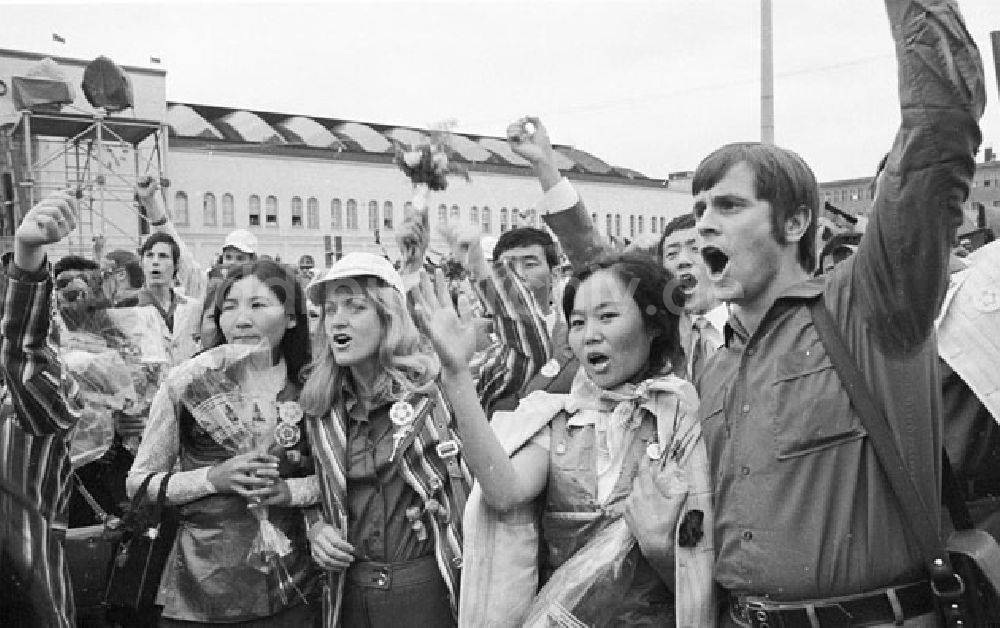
[300,252,469,628]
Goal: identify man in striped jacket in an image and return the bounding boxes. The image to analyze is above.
[0,190,84,628]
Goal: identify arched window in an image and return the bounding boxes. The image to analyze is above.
[470,206,479,226]
[450,204,460,223]
[511,207,520,228]
[605,214,613,236]
[173,191,189,226]
[591,212,597,227]
[346,199,358,230]
[438,204,448,224]
[265,195,278,226]
[307,197,319,229]
[615,214,621,237]
[221,193,235,227]
[248,195,261,227]
[629,215,636,237]
[660,216,666,232]
[637,215,644,234]
[331,199,342,229]
[529,209,537,227]
[202,192,217,226]
[383,201,394,230]
[482,206,491,233]
[500,207,509,232]
[291,196,303,227]
[368,200,379,231]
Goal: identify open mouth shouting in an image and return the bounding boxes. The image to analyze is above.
[701,246,730,280]
[331,333,352,350]
[586,351,611,374]
[679,272,698,296]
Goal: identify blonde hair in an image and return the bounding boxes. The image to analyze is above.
[300,279,439,417]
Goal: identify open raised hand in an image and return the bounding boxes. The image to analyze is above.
[410,267,477,375]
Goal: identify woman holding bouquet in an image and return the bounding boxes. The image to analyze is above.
[127,259,320,626]
[412,253,717,627]
[299,252,469,628]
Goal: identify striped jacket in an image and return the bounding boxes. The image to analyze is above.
[0,257,84,628]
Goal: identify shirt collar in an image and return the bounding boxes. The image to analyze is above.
[723,276,825,346]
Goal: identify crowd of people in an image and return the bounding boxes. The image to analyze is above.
[1,0,998,626]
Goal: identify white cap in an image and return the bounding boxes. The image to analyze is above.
[223,229,258,255]
[307,252,405,303]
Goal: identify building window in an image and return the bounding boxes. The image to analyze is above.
[985,179,992,187]
[346,199,358,230]
[511,207,520,228]
[450,204,460,223]
[249,195,261,227]
[629,215,636,237]
[438,204,448,224]
[368,200,379,231]
[660,216,666,232]
[172,191,189,226]
[331,199,342,229]
[615,214,621,237]
[637,215,644,234]
[591,212,597,226]
[291,196,303,227]
[383,201,394,230]
[222,193,235,226]
[307,197,319,229]
[265,195,278,226]
[482,206,491,233]
[470,206,479,226]
[500,207,508,232]
[606,214,613,235]
[528,209,537,227]
[202,192,217,226]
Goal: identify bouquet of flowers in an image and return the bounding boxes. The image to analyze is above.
[60,304,171,462]
[394,120,471,194]
[169,344,308,605]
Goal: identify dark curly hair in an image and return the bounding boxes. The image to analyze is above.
[209,259,310,382]
[562,252,683,379]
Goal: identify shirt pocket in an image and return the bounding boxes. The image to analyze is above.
[770,350,866,459]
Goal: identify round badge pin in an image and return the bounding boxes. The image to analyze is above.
[274,422,301,448]
[975,288,1000,313]
[647,442,662,461]
[390,401,416,427]
[277,401,304,425]
[540,359,560,379]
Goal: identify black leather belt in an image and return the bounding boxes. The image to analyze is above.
[729,580,935,628]
[345,555,440,591]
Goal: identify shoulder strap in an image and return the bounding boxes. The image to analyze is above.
[807,299,957,586]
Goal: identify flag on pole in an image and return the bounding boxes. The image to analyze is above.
[52,33,66,44]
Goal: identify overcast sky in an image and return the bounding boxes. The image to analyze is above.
[4,0,1000,182]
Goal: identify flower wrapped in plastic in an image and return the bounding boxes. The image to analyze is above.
[60,304,171,461]
[168,344,308,605]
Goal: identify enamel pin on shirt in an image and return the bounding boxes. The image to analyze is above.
[274,401,303,448]
[389,401,416,462]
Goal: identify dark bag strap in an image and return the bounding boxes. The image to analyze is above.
[126,472,172,524]
[807,300,963,600]
[942,449,975,531]
[72,472,109,523]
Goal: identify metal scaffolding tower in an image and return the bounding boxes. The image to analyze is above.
[0,109,168,256]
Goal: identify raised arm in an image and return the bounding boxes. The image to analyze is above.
[849,0,985,348]
[136,177,207,300]
[508,117,607,269]
[1,191,84,435]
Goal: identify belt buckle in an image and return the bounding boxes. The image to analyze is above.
[367,566,391,590]
[436,440,460,459]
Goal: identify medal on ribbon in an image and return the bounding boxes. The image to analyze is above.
[274,401,303,448]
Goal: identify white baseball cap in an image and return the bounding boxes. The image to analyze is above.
[307,252,405,304]
[223,229,258,255]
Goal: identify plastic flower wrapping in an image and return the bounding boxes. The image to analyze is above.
[60,304,170,466]
[167,344,309,604]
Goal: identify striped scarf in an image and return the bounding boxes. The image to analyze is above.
[306,383,470,626]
